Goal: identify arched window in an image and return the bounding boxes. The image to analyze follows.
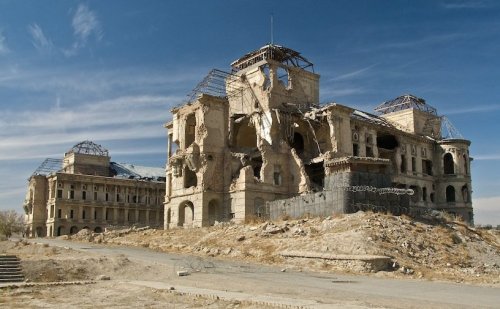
[178,201,194,227]
[461,185,470,203]
[207,199,220,225]
[291,132,304,155]
[443,153,454,174]
[446,185,455,202]
[463,154,468,175]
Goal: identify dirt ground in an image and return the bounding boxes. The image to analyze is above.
[0,240,272,308]
[1,211,499,308]
[73,211,500,285]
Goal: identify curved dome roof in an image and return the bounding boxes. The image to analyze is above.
[66,140,109,156]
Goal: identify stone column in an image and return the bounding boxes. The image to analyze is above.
[113,208,118,225]
[145,209,150,225]
[167,133,173,159]
[78,205,83,223]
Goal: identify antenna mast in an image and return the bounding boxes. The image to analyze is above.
[271,13,274,45]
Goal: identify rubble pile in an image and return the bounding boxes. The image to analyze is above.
[67,212,500,285]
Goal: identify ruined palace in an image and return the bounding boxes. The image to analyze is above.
[23,141,165,237]
[164,44,473,227]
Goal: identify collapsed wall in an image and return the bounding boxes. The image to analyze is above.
[164,44,474,227]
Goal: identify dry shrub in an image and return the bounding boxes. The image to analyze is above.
[244,214,266,224]
[279,214,291,221]
[331,212,344,219]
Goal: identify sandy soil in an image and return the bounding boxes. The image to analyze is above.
[1,212,499,308]
[0,240,272,308]
[73,211,500,285]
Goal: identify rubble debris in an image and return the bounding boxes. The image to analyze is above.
[164,44,473,229]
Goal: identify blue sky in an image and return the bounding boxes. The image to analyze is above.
[0,0,499,225]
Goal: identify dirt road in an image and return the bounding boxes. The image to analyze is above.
[19,238,500,309]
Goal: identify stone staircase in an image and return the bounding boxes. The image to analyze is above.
[0,255,25,283]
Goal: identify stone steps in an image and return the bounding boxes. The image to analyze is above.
[0,255,25,283]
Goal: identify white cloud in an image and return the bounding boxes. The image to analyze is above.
[321,87,365,98]
[443,105,500,115]
[64,4,102,56]
[0,30,9,54]
[473,155,500,161]
[73,4,102,41]
[473,196,500,225]
[441,1,493,9]
[27,23,53,52]
[329,64,377,82]
[0,65,203,97]
[0,94,178,161]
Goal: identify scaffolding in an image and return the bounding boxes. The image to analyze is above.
[441,116,464,139]
[375,94,437,115]
[66,140,109,156]
[31,158,62,177]
[185,69,241,104]
[230,44,314,73]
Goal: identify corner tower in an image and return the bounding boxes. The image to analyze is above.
[226,44,320,115]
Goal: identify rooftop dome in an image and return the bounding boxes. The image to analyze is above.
[66,140,109,157]
[375,94,437,115]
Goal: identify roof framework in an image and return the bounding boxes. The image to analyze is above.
[230,44,314,72]
[67,140,109,156]
[375,94,437,115]
[31,158,62,177]
[441,116,464,139]
[185,69,241,104]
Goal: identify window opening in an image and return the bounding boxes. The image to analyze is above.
[446,185,456,202]
[444,153,454,174]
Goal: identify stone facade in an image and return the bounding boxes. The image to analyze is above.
[164,44,473,227]
[23,141,165,237]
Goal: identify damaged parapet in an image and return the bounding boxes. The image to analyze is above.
[164,44,474,228]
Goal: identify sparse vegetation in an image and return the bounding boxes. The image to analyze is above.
[0,210,24,238]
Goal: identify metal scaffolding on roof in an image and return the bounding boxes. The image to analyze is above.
[66,140,109,156]
[441,116,464,139]
[375,94,437,115]
[230,44,314,73]
[185,69,241,104]
[31,158,62,177]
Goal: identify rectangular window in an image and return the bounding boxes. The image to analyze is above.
[57,190,63,198]
[273,165,282,186]
[94,210,97,220]
[422,159,433,175]
[82,210,86,219]
[116,194,120,202]
[353,144,359,156]
[366,146,373,157]
[411,157,417,173]
[70,209,74,219]
[82,191,86,200]
[69,190,74,199]
[400,155,407,173]
[105,193,109,201]
[94,192,98,201]
[57,209,62,218]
